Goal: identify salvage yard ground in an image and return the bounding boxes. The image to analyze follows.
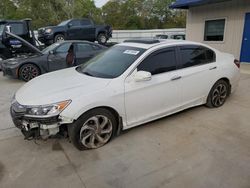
[0,64,250,188]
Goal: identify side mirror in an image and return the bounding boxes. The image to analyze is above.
[49,50,54,55]
[68,23,73,28]
[134,71,152,82]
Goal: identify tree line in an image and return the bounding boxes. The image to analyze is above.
[0,0,186,29]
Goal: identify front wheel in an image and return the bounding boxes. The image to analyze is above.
[97,33,107,45]
[54,34,65,43]
[206,80,230,108]
[19,64,40,82]
[68,108,117,150]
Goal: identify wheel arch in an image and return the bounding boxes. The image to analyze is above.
[206,77,231,103]
[218,77,231,95]
[54,32,66,39]
[74,106,123,136]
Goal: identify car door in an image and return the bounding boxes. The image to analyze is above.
[176,45,218,107]
[67,20,82,40]
[48,42,72,71]
[79,19,96,40]
[124,47,182,127]
[74,43,98,65]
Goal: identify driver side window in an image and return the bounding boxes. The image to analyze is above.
[137,48,177,75]
[55,43,72,53]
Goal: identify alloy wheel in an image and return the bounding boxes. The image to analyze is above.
[21,65,39,81]
[56,36,65,42]
[212,83,227,107]
[100,35,107,44]
[79,115,113,149]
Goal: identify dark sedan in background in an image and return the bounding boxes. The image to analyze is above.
[1,40,107,81]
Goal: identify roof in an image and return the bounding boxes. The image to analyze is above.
[118,39,192,49]
[169,0,231,9]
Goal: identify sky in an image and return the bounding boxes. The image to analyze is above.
[94,0,110,7]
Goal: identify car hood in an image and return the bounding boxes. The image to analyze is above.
[15,67,112,105]
[2,54,43,66]
[5,31,42,55]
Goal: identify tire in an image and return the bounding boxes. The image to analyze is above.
[19,64,40,82]
[206,80,230,108]
[97,33,107,45]
[54,34,65,43]
[68,108,117,150]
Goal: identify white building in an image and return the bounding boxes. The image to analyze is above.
[170,0,250,62]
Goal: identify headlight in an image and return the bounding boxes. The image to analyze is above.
[25,100,71,117]
[45,28,52,34]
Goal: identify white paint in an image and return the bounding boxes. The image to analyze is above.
[15,40,240,131]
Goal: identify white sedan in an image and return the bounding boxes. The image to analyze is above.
[11,39,240,150]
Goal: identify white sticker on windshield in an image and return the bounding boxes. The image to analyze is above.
[123,50,140,55]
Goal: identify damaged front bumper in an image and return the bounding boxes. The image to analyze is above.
[10,102,64,140]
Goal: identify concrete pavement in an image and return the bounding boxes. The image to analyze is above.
[0,65,250,188]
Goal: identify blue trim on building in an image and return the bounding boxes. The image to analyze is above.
[169,0,231,9]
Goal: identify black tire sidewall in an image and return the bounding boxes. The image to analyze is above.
[68,108,117,150]
[19,64,40,82]
[206,80,229,108]
[97,33,107,44]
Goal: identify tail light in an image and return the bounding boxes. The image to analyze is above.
[234,59,240,68]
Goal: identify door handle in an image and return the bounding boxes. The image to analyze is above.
[209,66,217,70]
[171,76,182,81]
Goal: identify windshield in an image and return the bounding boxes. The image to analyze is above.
[77,45,146,79]
[42,43,61,54]
[0,24,5,35]
[58,20,70,26]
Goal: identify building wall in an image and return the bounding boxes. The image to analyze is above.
[186,0,250,60]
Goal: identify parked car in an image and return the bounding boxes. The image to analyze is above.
[2,40,107,81]
[38,18,112,46]
[10,39,240,150]
[0,19,38,60]
[155,33,186,40]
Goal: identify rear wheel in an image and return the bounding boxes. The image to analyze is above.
[206,80,229,108]
[19,64,40,82]
[68,108,117,150]
[97,33,107,45]
[54,34,65,43]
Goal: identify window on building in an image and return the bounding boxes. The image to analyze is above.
[179,45,216,68]
[204,19,225,41]
[137,48,177,75]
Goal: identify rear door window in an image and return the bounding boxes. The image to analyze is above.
[137,48,177,75]
[80,20,92,26]
[76,43,94,52]
[179,45,216,68]
[69,20,81,27]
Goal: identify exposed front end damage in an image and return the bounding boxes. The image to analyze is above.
[10,100,72,140]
